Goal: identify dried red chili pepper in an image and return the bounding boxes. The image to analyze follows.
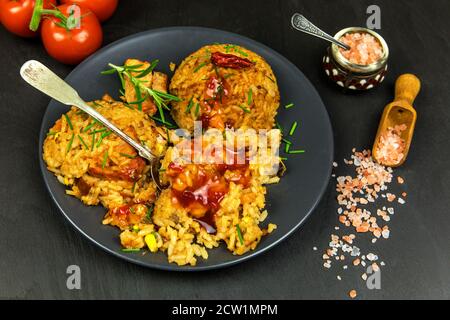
[211,52,254,69]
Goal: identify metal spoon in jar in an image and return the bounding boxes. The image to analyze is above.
[20,60,164,189]
[291,13,350,50]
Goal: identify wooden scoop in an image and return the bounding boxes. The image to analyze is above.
[372,74,421,167]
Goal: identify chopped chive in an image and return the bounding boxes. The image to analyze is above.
[121,248,141,252]
[214,65,220,77]
[266,75,275,83]
[89,128,107,135]
[66,134,75,154]
[130,207,135,215]
[194,102,200,118]
[289,121,298,136]
[238,105,251,113]
[96,131,112,148]
[275,121,283,133]
[285,103,294,109]
[149,115,176,128]
[119,88,125,97]
[64,114,73,131]
[288,149,305,154]
[83,120,98,132]
[247,88,253,106]
[47,131,57,136]
[282,138,292,145]
[236,224,244,245]
[91,133,95,151]
[120,153,137,159]
[285,143,291,153]
[185,97,194,113]
[158,168,166,172]
[194,61,208,73]
[131,181,137,193]
[77,135,89,149]
[102,150,108,169]
[280,157,288,161]
[146,205,154,222]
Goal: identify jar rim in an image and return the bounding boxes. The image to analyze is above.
[331,27,389,73]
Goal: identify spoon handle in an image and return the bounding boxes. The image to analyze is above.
[20,60,156,162]
[291,13,350,50]
[394,74,421,106]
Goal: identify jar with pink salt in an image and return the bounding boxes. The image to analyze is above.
[323,27,389,90]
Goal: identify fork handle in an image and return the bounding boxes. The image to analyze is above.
[20,60,156,162]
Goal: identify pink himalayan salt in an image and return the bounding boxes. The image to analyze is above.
[339,32,383,65]
[376,124,408,166]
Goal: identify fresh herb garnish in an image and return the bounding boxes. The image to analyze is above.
[148,115,176,128]
[185,97,194,114]
[89,128,107,135]
[194,61,208,73]
[146,205,154,222]
[102,150,108,169]
[83,120,99,132]
[77,135,89,150]
[194,102,200,118]
[247,88,253,106]
[96,131,112,148]
[64,114,73,131]
[47,131,57,136]
[224,44,248,57]
[289,121,298,136]
[266,75,275,83]
[282,138,292,145]
[238,105,251,113]
[66,133,74,154]
[223,73,234,79]
[284,142,291,154]
[120,153,137,159]
[285,103,294,109]
[101,62,181,126]
[275,122,283,133]
[236,224,244,245]
[131,181,137,193]
[91,133,96,151]
[288,149,305,154]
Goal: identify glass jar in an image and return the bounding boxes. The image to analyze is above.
[323,27,389,90]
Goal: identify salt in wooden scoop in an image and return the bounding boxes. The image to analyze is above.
[372,74,421,167]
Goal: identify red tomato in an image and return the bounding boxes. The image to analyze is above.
[0,0,56,37]
[41,4,103,64]
[60,0,118,22]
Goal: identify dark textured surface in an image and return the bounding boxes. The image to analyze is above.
[0,0,449,299]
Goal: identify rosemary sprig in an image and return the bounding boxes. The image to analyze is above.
[101,62,181,126]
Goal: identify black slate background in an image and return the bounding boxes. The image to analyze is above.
[0,0,449,299]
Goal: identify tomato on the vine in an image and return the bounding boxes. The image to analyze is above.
[60,0,118,22]
[0,0,56,37]
[38,4,103,64]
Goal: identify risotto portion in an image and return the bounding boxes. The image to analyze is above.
[43,94,168,210]
[169,44,280,131]
[118,130,281,266]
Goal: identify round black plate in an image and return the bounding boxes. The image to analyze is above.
[39,27,333,271]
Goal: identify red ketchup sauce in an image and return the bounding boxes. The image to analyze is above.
[166,149,250,231]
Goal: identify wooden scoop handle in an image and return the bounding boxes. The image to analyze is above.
[394,74,421,106]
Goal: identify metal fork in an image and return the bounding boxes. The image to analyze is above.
[20,60,163,189]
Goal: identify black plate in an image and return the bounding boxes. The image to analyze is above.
[38,27,333,271]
